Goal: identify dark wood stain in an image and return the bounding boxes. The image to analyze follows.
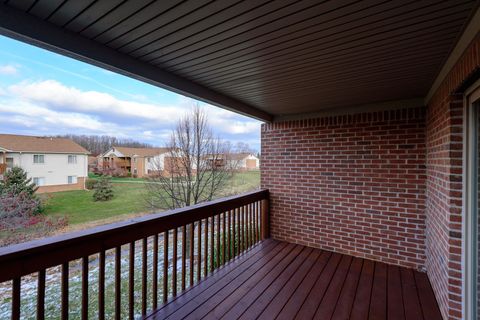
[147,240,442,320]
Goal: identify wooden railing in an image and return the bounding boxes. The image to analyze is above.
[0,189,269,320]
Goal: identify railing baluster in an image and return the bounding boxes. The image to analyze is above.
[241,206,245,253]
[247,205,250,248]
[115,246,121,320]
[227,210,231,261]
[197,220,202,282]
[259,201,262,241]
[181,225,186,291]
[37,270,45,320]
[233,208,237,257]
[251,203,254,245]
[210,216,214,272]
[247,204,251,248]
[222,212,226,265]
[255,201,259,243]
[261,197,270,239]
[153,234,158,308]
[99,251,105,320]
[216,214,220,267]
[237,207,243,254]
[162,231,168,303]
[252,203,255,245]
[81,257,88,320]
[61,263,69,320]
[204,218,208,277]
[172,228,177,297]
[189,223,194,287]
[251,203,255,245]
[12,277,20,320]
[141,238,147,316]
[129,242,134,320]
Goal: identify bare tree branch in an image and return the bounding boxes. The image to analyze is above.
[145,104,238,210]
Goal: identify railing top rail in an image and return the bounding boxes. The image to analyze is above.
[0,189,268,282]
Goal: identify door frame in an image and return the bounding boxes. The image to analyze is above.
[463,78,480,320]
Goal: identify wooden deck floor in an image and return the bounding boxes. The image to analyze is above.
[147,239,442,320]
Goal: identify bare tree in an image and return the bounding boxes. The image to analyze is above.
[234,142,256,154]
[145,105,237,210]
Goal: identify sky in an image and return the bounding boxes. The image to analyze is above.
[0,35,262,151]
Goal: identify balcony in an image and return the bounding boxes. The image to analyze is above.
[0,190,441,320]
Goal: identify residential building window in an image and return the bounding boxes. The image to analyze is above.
[33,154,45,164]
[68,155,77,164]
[68,176,77,184]
[33,177,45,186]
[147,157,151,163]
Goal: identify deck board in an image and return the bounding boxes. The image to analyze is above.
[147,240,442,320]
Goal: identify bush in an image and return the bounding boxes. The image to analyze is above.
[95,167,129,177]
[85,178,97,190]
[93,176,114,201]
[0,190,41,230]
[111,168,130,177]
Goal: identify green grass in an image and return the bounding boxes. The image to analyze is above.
[44,171,260,226]
[42,183,151,225]
[220,170,261,196]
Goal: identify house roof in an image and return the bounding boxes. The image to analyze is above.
[112,146,171,157]
[0,1,477,121]
[0,134,89,154]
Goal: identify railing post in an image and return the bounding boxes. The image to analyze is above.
[261,194,270,240]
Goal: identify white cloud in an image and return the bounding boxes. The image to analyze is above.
[0,64,18,75]
[8,80,181,122]
[2,79,261,149]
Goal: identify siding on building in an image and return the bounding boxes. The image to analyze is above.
[3,152,88,192]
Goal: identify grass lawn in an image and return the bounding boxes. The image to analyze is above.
[88,172,146,182]
[42,183,152,225]
[220,170,261,196]
[43,170,260,226]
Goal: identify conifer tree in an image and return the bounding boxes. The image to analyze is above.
[93,175,114,201]
[0,167,38,196]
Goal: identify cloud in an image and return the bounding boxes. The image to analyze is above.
[0,64,18,75]
[8,80,181,122]
[2,79,261,150]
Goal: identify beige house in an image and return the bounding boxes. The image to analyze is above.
[205,153,260,170]
[99,146,173,178]
[0,134,89,193]
[230,153,259,170]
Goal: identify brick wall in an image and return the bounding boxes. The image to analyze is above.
[261,107,427,269]
[36,177,86,193]
[424,32,480,320]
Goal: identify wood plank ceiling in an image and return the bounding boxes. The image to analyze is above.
[1,0,478,120]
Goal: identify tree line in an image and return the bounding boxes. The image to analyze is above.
[56,134,257,157]
[55,134,153,156]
